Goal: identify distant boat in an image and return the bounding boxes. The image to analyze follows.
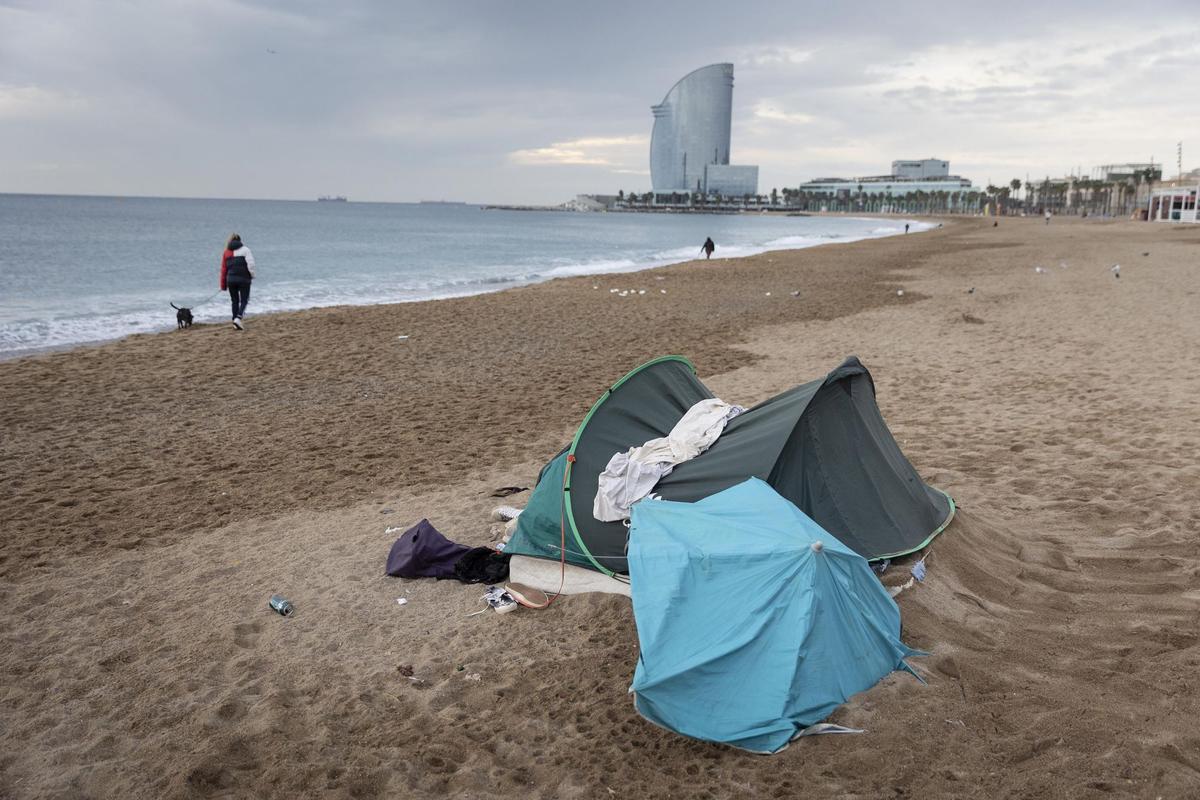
[317,195,347,202]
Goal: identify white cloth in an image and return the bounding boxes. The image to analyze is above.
[593,399,743,522]
[593,446,675,522]
[667,399,744,461]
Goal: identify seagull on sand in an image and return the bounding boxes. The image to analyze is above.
[1111,264,1121,279]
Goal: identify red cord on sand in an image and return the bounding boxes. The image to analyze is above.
[544,454,576,608]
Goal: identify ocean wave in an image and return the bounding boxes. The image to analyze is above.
[0,216,929,358]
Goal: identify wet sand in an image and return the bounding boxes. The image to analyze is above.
[2,217,1199,798]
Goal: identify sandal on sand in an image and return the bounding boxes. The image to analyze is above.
[504,582,549,609]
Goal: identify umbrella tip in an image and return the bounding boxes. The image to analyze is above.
[811,540,823,553]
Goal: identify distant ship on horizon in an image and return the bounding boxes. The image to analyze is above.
[317,195,348,202]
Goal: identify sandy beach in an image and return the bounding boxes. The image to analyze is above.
[3,216,1200,798]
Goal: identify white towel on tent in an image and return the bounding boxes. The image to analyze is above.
[593,399,743,522]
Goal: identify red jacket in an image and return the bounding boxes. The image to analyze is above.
[219,248,233,290]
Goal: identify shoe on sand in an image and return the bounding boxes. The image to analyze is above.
[504,582,549,609]
[233,317,244,330]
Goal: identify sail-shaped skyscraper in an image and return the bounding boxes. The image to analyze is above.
[650,63,758,196]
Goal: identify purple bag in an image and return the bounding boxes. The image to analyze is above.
[385,519,470,579]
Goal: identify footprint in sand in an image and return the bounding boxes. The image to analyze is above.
[232,621,262,649]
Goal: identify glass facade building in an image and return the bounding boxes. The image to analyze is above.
[892,159,950,179]
[799,177,974,196]
[704,164,760,197]
[651,64,738,194]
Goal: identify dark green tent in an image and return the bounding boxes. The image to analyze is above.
[506,355,954,575]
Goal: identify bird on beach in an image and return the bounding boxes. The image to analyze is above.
[1111,264,1121,279]
[967,287,975,294]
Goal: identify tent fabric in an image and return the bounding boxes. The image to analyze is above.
[505,452,597,569]
[627,479,918,754]
[564,356,713,573]
[510,355,954,575]
[657,356,954,562]
[385,519,469,579]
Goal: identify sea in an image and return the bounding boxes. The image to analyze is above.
[0,194,930,358]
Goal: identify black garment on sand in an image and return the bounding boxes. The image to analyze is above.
[385,519,470,579]
[453,548,511,584]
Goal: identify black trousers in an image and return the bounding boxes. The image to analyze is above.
[229,283,251,319]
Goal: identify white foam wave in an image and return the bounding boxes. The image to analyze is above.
[1,216,930,358]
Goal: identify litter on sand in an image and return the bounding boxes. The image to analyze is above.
[490,505,522,522]
[481,586,518,614]
[912,557,928,582]
[504,582,550,609]
[395,598,408,606]
[794,723,867,738]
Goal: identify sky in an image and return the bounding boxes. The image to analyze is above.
[2,0,1199,204]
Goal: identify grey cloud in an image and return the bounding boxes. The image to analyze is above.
[2,0,1199,201]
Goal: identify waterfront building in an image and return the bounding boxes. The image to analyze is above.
[1148,182,1199,223]
[703,164,759,197]
[799,173,973,197]
[798,159,972,199]
[891,159,950,179]
[650,63,758,196]
[1097,163,1162,182]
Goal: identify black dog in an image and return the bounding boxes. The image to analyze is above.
[171,303,193,329]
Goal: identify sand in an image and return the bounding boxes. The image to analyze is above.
[2,217,1199,798]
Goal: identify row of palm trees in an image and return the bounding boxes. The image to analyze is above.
[797,170,1160,217]
[617,189,781,209]
[1019,170,1158,217]
[615,168,1160,217]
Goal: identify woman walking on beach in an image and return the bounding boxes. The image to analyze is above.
[220,233,255,330]
[701,237,715,259]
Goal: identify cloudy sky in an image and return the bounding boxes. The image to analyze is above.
[2,0,1198,203]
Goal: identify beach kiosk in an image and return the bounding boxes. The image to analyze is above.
[1148,185,1200,223]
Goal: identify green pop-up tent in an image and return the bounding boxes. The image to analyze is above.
[506,355,954,575]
